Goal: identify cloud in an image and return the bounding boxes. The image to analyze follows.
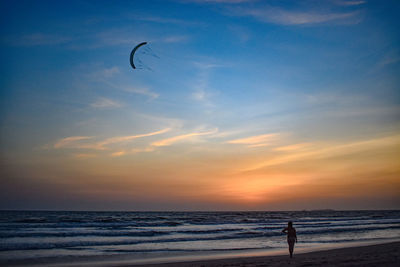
[84,66,122,88]
[90,97,123,109]
[101,66,120,78]
[95,29,142,46]
[95,28,190,47]
[162,35,190,43]
[241,134,400,172]
[193,62,225,69]
[151,129,218,147]
[53,128,171,151]
[84,67,159,100]
[125,87,159,100]
[131,146,156,154]
[192,90,206,101]
[247,143,273,148]
[192,88,216,103]
[187,0,255,3]
[227,133,280,147]
[111,151,126,157]
[4,33,72,46]
[233,6,361,25]
[228,25,251,43]
[190,61,224,106]
[74,153,97,158]
[54,136,93,149]
[333,0,366,6]
[55,128,217,155]
[135,15,189,24]
[109,145,157,157]
[97,128,171,149]
[376,51,400,69]
[88,67,120,81]
[134,15,204,27]
[274,143,311,152]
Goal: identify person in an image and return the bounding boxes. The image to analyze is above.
[282,221,297,258]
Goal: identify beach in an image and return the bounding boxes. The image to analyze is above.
[1,210,400,266]
[3,241,398,266]
[139,241,400,267]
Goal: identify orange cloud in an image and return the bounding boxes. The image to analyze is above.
[54,136,93,148]
[151,129,218,147]
[274,143,311,151]
[227,133,280,147]
[96,128,171,149]
[53,128,170,151]
[240,134,400,172]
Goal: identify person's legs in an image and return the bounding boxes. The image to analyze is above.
[288,240,295,258]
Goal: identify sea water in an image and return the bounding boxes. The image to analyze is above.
[0,210,399,264]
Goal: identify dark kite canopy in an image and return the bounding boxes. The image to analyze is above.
[130,42,148,69]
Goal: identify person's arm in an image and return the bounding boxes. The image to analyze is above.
[282,227,287,234]
[295,229,297,243]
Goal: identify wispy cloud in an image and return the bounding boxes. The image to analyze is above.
[55,128,218,156]
[97,128,171,149]
[151,129,218,147]
[84,66,159,100]
[111,146,156,156]
[95,29,142,46]
[90,97,123,109]
[53,128,171,151]
[192,88,216,104]
[190,61,224,106]
[125,87,159,100]
[376,51,400,69]
[274,143,311,152]
[233,6,362,25]
[4,33,72,46]
[54,136,93,149]
[228,25,251,43]
[188,0,255,3]
[131,146,156,154]
[227,133,280,147]
[162,35,190,43]
[87,66,121,82]
[333,0,366,6]
[95,28,190,47]
[132,14,205,27]
[241,134,400,172]
[74,153,97,158]
[110,151,126,157]
[193,62,225,69]
[100,66,120,78]
[135,15,189,25]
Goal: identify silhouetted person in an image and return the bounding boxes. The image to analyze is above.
[282,221,297,258]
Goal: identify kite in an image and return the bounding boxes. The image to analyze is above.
[130,42,148,70]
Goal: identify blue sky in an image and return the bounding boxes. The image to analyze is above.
[1,0,399,210]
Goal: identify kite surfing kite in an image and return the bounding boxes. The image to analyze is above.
[130,42,148,70]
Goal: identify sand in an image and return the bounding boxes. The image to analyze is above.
[137,241,400,267]
[3,241,399,266]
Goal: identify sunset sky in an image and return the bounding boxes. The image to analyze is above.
[1,0,399,211]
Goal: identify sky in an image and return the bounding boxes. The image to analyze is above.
[0,0,399,211]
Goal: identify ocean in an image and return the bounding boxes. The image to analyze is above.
[1,210,399,265]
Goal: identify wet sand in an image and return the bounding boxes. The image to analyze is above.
[138,241,400,267]
[3,241,399,266]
